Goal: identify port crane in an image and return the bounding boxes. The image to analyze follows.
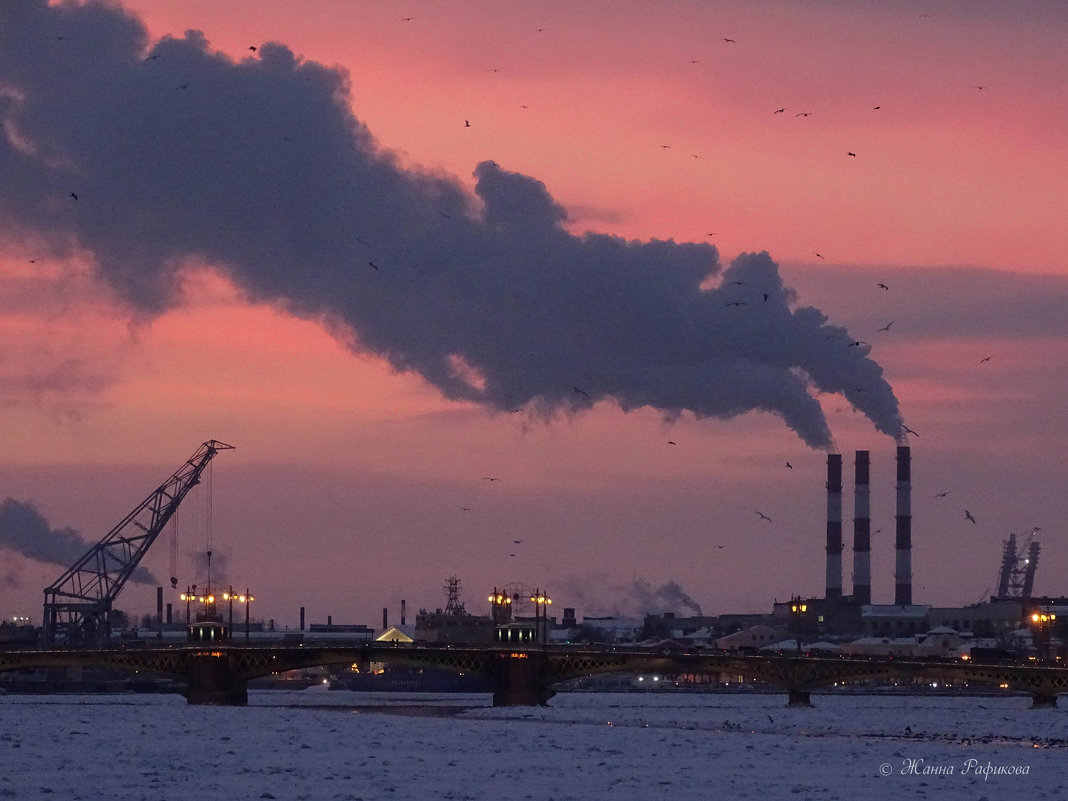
[41,440,234,644]
[993,529,1041,601]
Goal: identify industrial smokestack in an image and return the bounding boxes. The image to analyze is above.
[894,446,912,605]
[852,450,871,605]
[825,454,843,600]
[401,599,406,626]
[299,606,305,632]
[382,607,388,630]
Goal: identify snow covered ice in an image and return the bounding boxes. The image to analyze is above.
[2,689,1065,800]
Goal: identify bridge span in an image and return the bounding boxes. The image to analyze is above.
[3,644,1067,708]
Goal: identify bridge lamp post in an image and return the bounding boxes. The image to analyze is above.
[235,589,254,643]
[1030,610,1056,661]
[180,585,198,626]
[222,587,237,638]
[489,589,513,626]
[790,597,807,656]
[530,589,552,645]
[198,593,216,623]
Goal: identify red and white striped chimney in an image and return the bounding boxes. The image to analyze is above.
[894,446,912,605]
[825,454,843,600]
[852,450,871,605]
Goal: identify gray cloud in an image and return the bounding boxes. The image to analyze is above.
[0,0,904,448]
[0,498,157,585]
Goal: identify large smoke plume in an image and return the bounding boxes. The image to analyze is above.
[0,498,158,585]
[0,1,904,447]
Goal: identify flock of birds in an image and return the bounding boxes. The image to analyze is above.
[20,12,1016,581]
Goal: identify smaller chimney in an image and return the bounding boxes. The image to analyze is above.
[852,450,871,605]
[894,445,912,605]
[825,454,843,600]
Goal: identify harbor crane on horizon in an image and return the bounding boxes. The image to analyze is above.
[41,440,234,644]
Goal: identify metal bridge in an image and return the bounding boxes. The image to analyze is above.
[3,644,1067,708]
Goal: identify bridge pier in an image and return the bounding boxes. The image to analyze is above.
[492,652,555,707]
[1030,694,1058,709]
[183,652,248,706]
[787,689,812,707]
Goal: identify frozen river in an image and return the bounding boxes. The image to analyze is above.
[1,688,1065,800]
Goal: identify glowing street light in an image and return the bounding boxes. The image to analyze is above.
[790,596,808,655]
[489,588,513,625]
[232,588,254,643]
[1030,609,1056,661]
[179,585,198,625]
[530,588,552,644]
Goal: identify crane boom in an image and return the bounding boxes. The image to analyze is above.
[42,440,234,643]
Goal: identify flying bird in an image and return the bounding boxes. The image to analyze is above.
[69,192,78,200]
[979,356,992,363]
[723,38,736,43]
[248,45,257,51]
[847,340,868,348]
[785,462,793,469]
[877,283,889,291]
[482,476,500,482]
[934,491,950,498]
[814,252,824,259]
[368,261,380,270]
[513,539,523,544]
[667,441,677,445]
[878,320,895,332]
[464,120,470,127]
[901,424,918,437]
[756,511,773,522]
[142,55,158,62]
[572,386,590,398]
[964,510,976,524]
[773,108,786,114]
[726,301,748,307]
[847,152,856,157]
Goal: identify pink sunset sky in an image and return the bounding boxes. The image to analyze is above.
[1,0,1066,629]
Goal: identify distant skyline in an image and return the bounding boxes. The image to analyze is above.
[1,1,1066,629]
